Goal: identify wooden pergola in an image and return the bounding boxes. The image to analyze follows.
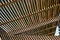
[0,0,60,40]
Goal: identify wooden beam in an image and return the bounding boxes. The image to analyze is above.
[48,32,54,35]
[8,17,58,35]
[0,4,60,26]
[0,0,19,7]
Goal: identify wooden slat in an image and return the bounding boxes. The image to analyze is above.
[14,26,56,36]
[0,0,19,7]
[0,4,60,26]
[7,17,58,35]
